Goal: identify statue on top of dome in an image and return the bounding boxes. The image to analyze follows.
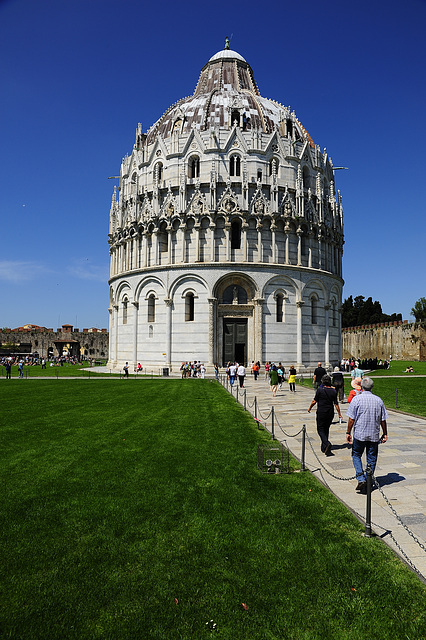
[225,37,230,50]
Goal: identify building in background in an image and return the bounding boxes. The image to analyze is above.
[108,42,344,371]
[0,325,108,360]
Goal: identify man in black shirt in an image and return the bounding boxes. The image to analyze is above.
[313,362,327,389]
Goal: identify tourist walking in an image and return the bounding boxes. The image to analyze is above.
[331,367,345,402]
[5,361,12,379]
[308,374,342,456]
[269,365,279,397]
[123,362,129,378]
[313,362,326,389]
[347,377,362,403]
[237,363,245,387]
[18,360,24,378]
[288,365,296,392]
[228,362,237,386]
[345,377,388,494]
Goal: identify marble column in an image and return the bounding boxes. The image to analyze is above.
[271,223,277,263]
[132,301,139,369]
[210,224,216,262]
[113,304,119,365]
[164,298,172,369]
[324,304,330,368]
[225,222,231,262]
[195,224,201,262]
[297,230,302,266]
[208,297,217,366]
[242,223,248,261]
[296,300,304,367]
[254,298,265,363]
[167,226,172,265]
[257,223,262,263]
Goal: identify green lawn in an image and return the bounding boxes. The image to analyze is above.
[368,360,426,376]
[0,380,425,640]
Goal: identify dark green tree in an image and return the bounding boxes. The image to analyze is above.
[411,297,426,322]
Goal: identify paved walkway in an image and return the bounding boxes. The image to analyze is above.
[222,374,426,581]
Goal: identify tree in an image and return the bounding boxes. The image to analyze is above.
[411,297,426,323]
[341,295,402,327]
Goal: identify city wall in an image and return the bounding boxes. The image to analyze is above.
[342,321,426,361]
[0,325,108,360]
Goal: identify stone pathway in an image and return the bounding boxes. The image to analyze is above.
[226,374,426,580]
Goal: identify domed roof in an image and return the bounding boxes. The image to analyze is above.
[145,44,314,147]
[208,48,246,63]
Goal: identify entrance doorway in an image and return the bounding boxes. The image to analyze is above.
[223,318,247,365]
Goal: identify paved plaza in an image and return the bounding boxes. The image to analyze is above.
[224,373,426,580]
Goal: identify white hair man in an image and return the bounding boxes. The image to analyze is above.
[345,377,388,494]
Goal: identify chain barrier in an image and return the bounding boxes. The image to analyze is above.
[305,432,358,481]
[274,414,305,438]
[257,405,273,422]
[372,475,426,554]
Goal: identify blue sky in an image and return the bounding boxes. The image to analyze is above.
[1,0,425,330]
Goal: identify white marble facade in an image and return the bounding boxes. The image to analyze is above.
[108,43,344,372]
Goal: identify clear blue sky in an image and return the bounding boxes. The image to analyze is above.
[1,0,425,330]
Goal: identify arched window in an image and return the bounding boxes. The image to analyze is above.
[185,292,195,321]
[230,154,241,177]
[188,156,200,179]
[257,169,262,181]
[147,294,155,323]
[311,296,318,325]
[172,118,182,134]
[231,109,240,127]
[222,285,248,305]
[123,299,128,325]
[286,119,293,137]
[231,220,241,249]
[276,293,284,322]
[154,162,163,183]
[269,158,278,177]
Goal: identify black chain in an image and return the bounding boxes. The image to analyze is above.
[274,414,305,438]
[305,432,358,481]
[372,475,426,554]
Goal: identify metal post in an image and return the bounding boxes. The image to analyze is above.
[236,385,239,402]
[301,424,306,471]
[244,389,246,411]
[365,465,372,537]
[254,396,257,421]
[271,406,275,440]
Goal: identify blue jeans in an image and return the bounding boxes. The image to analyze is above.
[351,438,379,482]
[230,375,235,386]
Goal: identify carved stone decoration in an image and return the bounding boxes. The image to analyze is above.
[217,184,240,215]
[250,187,269,216]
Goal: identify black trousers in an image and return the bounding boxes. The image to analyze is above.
[316,411,333,452]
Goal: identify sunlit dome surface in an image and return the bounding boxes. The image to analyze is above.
[208,48,246,62]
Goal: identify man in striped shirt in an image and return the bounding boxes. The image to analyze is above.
[345,377,388,494]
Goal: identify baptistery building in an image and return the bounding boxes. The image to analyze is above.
[108,42,344,371]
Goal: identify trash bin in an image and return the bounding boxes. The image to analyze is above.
[162,367,169,377]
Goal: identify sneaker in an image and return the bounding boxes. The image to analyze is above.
[356,482,367,494]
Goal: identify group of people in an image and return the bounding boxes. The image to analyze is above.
[180,361,206,378]
[340,357,390,371]
[226,362,246,388]
[268,363,297,396]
